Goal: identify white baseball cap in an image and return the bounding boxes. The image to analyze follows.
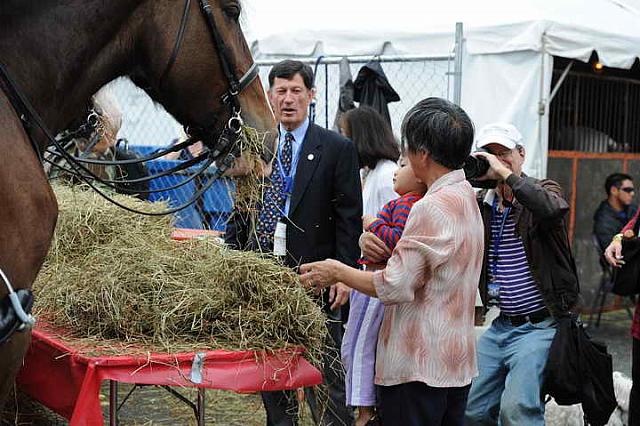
[476,123,523,150]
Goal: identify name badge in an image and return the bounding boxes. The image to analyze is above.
[487,281,500,306]
[273,221,287,257]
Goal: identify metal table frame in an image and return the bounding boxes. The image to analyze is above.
[108,381,207,426]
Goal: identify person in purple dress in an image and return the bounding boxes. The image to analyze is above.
[339,106,400,425]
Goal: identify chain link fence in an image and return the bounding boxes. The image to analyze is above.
[108,50,459,231]
[257,55,455,136]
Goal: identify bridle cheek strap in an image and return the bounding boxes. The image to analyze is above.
[158,0,260,165]
[160,0,259,109]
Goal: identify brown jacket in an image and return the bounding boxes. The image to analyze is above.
[478,173,580,317]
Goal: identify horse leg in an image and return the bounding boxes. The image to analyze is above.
[0,93,58,411]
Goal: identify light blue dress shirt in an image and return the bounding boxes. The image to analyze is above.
[278,118,309,215]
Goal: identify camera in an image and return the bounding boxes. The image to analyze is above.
[463,155,497,189]
[463,155,489,180]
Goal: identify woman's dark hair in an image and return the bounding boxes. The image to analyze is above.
[341,106,400,169]
[401,97,474,170]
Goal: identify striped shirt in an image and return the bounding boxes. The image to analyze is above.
[488,204,545,315]
[367,192,423,251]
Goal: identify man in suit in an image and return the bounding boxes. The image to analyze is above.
[225,60,361,426]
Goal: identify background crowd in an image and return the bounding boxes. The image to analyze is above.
[225,58,640,426]
[61,57,637,426]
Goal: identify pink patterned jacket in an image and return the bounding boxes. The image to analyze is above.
[373,169,484,388]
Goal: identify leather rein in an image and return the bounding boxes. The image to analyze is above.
[0,0,259,216]
[0,0,259,342]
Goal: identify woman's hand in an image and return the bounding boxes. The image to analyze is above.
[329,282,351,311]
[359,232,391,263]
[299,259,345,291]
[604,239,625,267]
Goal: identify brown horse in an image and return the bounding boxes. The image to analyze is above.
[0,0,275,410]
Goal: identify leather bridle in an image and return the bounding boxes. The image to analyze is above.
[0,0,261,341]
[160,0,259,148]
[0,0,261,216]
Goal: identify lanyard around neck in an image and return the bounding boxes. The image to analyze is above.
[276,134,299,195]
[491,197,511,279]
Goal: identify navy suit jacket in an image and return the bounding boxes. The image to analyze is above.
[225,122,362,273]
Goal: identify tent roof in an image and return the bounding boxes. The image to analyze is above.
[244,0,640,68]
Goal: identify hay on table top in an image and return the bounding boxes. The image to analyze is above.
[33,185,326,365]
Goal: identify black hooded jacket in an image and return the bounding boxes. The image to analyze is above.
[353,61,400,127]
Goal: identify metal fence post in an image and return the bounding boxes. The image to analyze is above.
[453,22,464,106]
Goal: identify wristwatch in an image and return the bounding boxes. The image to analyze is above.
[612,233,624,243]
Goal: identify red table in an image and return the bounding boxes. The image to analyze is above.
[16,327,322,425]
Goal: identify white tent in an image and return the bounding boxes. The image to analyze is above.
[243,0,640,177]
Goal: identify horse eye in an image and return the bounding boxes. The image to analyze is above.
[223,4,241,21]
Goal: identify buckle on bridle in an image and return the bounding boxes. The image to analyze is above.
[0,267,35,339]
[227,109,243,134]
[228,81,240,97]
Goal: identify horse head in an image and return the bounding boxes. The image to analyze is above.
[0,0,280,411]
[133,0,277,171]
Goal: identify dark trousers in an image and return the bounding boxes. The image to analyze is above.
[261,315,353,426]
[631,338,640,426]
[378,381,470,426]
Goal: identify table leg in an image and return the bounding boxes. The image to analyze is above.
[109,380,118,426]
[197,388,205,426]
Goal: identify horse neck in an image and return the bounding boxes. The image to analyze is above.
[0,0,146,135]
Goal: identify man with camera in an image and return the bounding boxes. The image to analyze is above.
[464,123,579,425]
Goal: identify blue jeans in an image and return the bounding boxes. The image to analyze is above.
[465,315,556,426]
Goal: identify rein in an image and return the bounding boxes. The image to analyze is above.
[0,0,259,216]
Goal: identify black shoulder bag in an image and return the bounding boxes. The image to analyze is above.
[612,237,640,296]
[542,313,617,425]
[542,244,617,426]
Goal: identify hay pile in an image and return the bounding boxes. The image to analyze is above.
[33,185,326,361]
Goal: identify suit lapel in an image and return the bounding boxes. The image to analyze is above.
[289,124,322,216]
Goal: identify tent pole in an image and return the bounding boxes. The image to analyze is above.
[538,36,547,117]
[538,36,548,177]
[537,35,560,179]
[453,22,464,105]
[325,63,329,128]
